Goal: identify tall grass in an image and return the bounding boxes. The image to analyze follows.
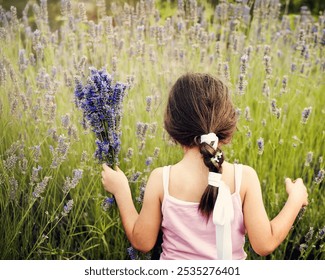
[0,0,324,260]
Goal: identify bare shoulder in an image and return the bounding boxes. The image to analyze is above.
[242,164,259,178]
[148,167,164,181]
[146,167,164,201]
[241,164,260,187]
[241,164,261,203]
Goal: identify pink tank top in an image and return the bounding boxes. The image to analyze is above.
[160,164,247,260]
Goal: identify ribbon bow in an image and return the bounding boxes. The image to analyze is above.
[200,132,218,150]
[208,172,234,260]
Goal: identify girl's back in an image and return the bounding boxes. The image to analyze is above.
[160,157,246,260]
[167,160,240,202]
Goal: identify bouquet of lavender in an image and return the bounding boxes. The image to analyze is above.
[74,67,127,168]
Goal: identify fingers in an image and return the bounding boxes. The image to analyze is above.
[102,163,111,172]
[285,177,303,184]
[102,163,121,172]
[102,164,116,177]
[295,178,303,184]
[285,177,291,184]
[101,164,121,186]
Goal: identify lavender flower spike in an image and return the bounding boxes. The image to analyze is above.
[314,169,324,184]
[257,137,264,155]
[301,106,312,124]
[127,246,138,260]
[62,199,74,216]
[74,67,128,167]
[102,197,115,211]
[32,176,51,198]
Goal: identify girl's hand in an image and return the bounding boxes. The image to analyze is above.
[101,164,129,198]
[285,178,308,207]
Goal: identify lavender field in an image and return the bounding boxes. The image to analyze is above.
[0,0,324,260]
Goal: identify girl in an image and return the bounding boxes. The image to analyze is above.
[101,73,308,260]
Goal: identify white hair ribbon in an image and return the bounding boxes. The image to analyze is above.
[200,132,219,150]
[208,172,234,260]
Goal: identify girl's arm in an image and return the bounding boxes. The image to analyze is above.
[101,164,163,253]
[242,166,308,256]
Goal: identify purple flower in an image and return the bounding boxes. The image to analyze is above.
[304,227,314,243]
[102,197,115,211]
[153,147,160,158]
[94,138,111,162]
[146,96,152,112]
[62,169,83,194]
[318,226,325,239]
[62,199,74,216]
[127,246,137,260]
[257,137,264,155]
[145,157,153,167]
[130,171,142,183]
[301,106,312,124]
[124,147,134,162]
[244,106,251,121]
[136,181,146,203]
[314,169,324,184]
[32,176,51,198]
[30,165,42,184]
[304,151,313,167]
[74,67,127,167]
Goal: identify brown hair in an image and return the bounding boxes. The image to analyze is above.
[164,73,237,219]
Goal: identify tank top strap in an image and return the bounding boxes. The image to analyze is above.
[234,163,243,194]
[162,165,171,196]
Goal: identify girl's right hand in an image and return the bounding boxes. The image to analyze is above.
[102,164,129,198]
[285,178,308,207]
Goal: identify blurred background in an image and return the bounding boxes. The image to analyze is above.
[0,0,324,261]
[1,0,324,28]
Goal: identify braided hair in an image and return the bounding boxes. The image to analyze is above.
[195,136,224,219]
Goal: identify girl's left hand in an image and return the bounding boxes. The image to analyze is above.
[101,164,129,197]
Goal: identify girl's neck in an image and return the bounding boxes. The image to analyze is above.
[181,145,228,171]
[181,146,208,172]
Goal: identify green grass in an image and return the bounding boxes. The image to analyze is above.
[0,0,324,260]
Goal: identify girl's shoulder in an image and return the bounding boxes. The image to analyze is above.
[149,166,164,179]
[241,164,259,178]
[147,167,165,201]
[239,164,260,204]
